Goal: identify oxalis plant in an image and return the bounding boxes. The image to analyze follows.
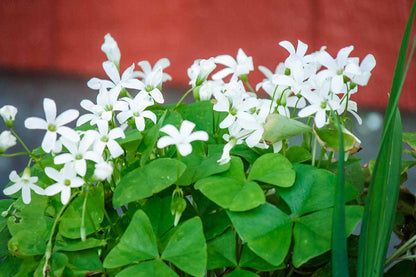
[0,4,415,276]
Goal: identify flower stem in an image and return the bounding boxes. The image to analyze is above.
[43,192,80,276]
[243,79,255,93]
[175,87,196,109]
[81,188,90,241]
[0,152,31,157]
[311,136,317,166]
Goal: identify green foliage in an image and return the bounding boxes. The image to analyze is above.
[113,158,186,206]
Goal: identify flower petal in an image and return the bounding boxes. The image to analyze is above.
[42,131,57,153]
[55,109,79,126]
[107,140,124,158]
[157,136,176,149]
[43,98,57,123]
[54,153,73,164]
[21,186,31,204]
[57,126,80,142]
[45,167,62,182]
[177,143,192,156]
[24,117,47,130]
[103,61,120,84]
[44,184,62,196]
[3,183,21,196]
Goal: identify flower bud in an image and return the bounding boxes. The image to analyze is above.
[188,58,216,87]
[171,188,186,226]
[0,105,17,128]
[94,161,114,181]
[0,131,16,154]
[101,34,121,67]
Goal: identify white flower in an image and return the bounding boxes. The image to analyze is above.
[213,81,258,129]
[0,105,17,128]
[94,160,114,181]
[24,98,79,153]
[298,81,340,128]
[116,91,156,131]
[77,86,128,127]
[188,58,216,87]
[101,33,121,67]
[199,80,223,101]
[87,62,144,94]
[217,124,248,164]
[134,58,171,104]
[217,138,236,165]
[54,136,101,176]
[44,164,84,205]
[0,131,16,154]
[135,58,172,84]
[345,54,376,86]
[3,169,43,204]
[316,46,360,94]
[157,120,208,156]
[236,100,270,148]
[213,49,254,81]
[87,121,125,158]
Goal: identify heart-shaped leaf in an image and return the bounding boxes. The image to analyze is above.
[113,158,186,207]
[248,153,295,188]
[227,203,292,266]
[103,210,158,269]
[162,217,207,277]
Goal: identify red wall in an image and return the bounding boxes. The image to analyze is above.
[0,0,415,110]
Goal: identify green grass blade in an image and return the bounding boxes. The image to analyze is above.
[383,0,416,129]
[357,112,402,276]
[331,110,349,277]
[357,1,415,275]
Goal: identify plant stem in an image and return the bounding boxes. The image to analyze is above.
[311,136,317,166]
[81,189,90,241]
[385,234,416,266]
[243,79,256,93]
[0,152,31,157]
[43,192,80,276]
[175,87,196,109]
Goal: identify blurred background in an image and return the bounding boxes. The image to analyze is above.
[0,0,415,194]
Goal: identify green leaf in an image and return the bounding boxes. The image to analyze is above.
[263,113,312,144]
[248,153,295,188]
[116,128,143,156]
[239,245,284,271]
[227,203,292,266]
[113,158,186,207]
[285,145,312,163]
[203,210,231,240]
[292,206,363,267]
[59,185,104,239]
[54,236,107,252]
[195,177,264,212]
[403,132,416,152]
[225,268,259,277]
[0,199,14,232]
[230,144,260,164]
[141,196,174,238]
[276,164,359,217]
[314,127,361,153]
[63,249,103,276]
[0,228,11,259]
[8,229,46,256]
[195,157,265,212]
[162,217,207,277]
[117,260,178,277]
[49,252,68,277]
[7,193,53,241]
[104,210,158,269]
[385,260,415,277]
[207,228,237,270]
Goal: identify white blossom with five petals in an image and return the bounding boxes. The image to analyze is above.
[3,169,43,204]
[157,120,208,156]
[25,98,79,153]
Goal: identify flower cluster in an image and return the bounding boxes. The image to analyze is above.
[186,40,375,163]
